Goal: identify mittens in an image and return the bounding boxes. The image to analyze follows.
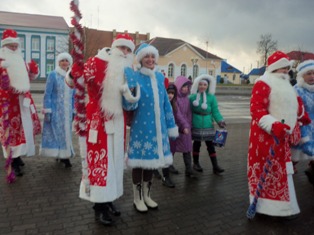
[71,62,83,79]
[124,67,137,88]
[28,60,39,74]
[271,121,291,140]
[299,111,311,126]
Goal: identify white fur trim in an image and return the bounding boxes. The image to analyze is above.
[300,136,310,144]
[56,52,73,66]
[1,37,20,47]
[65,70,75,88]
[258,114,277,134]
[42,108,52,113]
[121,83,141,103]
[296,60,314,78]
[95,47,110,61]
[168,126,179,138]
[191,74,216,95]
[267,58,292,72]
[112,39,135,52]
[127,153,173,169]
[135,45,159,64]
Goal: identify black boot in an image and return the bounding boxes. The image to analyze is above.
[305,161,314,185]
[192,153,203,172]
[106,202,121,216]
[183,153,197,178]
[11,158,23,177]
[168,165,179,174]
[93,203,114,226]
[210,156,224,175]
[16,157,25,166]
[162,167,175,188]
[60,159,72,168]
[153,169,162,179]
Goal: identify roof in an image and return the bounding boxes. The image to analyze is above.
[221,60,242,73]
[249,66,266,76]
[137,37,222,60]
[0,11,69,31]
[287,51,314,61]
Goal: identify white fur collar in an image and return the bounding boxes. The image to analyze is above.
[55,66,66,77]
[297,77,314,92]
[140,67,156,78]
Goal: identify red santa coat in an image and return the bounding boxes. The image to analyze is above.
[247,72,301,217]
[0,68,41,158]
[75,50,139,203]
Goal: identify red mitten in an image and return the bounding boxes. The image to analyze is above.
[299,111,311,126]
[271,122,291,140]
[28,60,39,74]
[71,62,83,79]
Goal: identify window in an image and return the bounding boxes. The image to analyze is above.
[168,63,174,78]
[46,37,55,52]
[193,64,199,78]
[18,35,26,60]
[31,36,40,51]
[180,64,187,76]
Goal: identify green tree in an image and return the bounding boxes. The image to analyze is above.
[257,34,278,66]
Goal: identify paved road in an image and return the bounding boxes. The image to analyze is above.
[2,91,314,235]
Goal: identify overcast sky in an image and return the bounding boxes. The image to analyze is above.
[1,0,313,73]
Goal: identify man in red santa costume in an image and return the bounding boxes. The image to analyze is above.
[66,33,140,225]
[0,29,41,179]
[247,51,310,218]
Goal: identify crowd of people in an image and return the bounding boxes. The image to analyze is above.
[1,29,314,225]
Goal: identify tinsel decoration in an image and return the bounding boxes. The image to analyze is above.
[1,72,16,183]
[70,0,86,137]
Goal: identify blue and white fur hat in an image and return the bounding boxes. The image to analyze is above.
[135,43,159,64]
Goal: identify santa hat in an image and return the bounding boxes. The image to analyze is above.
[1,29,20,47]
[266,51,292,72]
[135,43,159,64]
[296,60,314,78]
[56,52,73,66]
[111,33,135,52]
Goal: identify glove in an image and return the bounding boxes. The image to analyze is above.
[44,113,51,123]
[71,62,83,79]
[271,121,291,140]
[299,111,311,126]
[28,60,39,74]
[124,67,137,88]
[218,121,226,128]
[302,141,314,156]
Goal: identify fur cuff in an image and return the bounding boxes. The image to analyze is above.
[168,126,179,138]
[121,83,141,103]
[258,114,277,134]
[42,108,52,114]
[65,70,75,88]
[300,136,310,144]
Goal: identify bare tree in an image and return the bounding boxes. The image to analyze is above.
[256,34,278,66]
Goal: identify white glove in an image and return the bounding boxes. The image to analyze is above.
[0,60,9,68]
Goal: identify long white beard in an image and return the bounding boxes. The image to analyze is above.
[0,47,30,92]
[101,48,134,118]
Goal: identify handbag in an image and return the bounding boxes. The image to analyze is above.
[213,129,228,147]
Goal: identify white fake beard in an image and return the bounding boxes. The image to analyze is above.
[100,48,134,118]
[0,47,30,92]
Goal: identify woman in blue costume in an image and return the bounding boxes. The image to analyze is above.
[40,52,75,168]
[124,43,178,213]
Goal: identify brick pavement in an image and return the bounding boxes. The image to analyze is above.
[1,123,314,235]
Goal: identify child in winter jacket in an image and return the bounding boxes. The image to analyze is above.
[189,74,226,175]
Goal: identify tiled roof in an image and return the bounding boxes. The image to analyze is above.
[221,60,242,73]
[138,37,222,60]
[0,11,69,31]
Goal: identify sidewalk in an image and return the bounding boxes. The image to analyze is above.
[1,123,313,235]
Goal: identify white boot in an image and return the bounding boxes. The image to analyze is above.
[143,181,158,209]
[133,183,148,213]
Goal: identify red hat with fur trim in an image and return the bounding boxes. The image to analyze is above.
[267,51,292,72]
[111,33,135,52]
[1,29,20,47]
